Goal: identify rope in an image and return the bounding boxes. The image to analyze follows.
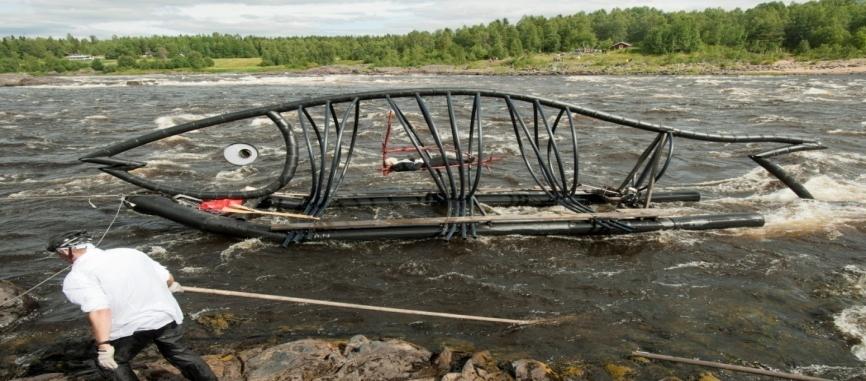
[95,195,125,246]
[0,266,70,308]
[633,351,831,381]
[0,195,125,308]
[182,286,540,326]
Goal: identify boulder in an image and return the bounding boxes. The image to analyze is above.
[335,335,434,380]
[434,346,473,374]
[0,280,38,330]
[242,339,344,381]
[456,351,513,381]
[511,359,558,381]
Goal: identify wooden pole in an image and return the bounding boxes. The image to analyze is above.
[222,205,319,220]
[182,286,540,326]
[632,351,831,381]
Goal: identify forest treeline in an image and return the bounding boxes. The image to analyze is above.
[2,0,865,73]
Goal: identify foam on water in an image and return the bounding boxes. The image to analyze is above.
[835,306,866,361]
[664,261,717,271]
[215,166,258,181]
[7,173,125,197]
[647,105,691,114]
[682,166,773,193]
[720,87,758,102]
[563,76,608,83]
[219,238,271,262]
[829,129,866,136]
[25,74,416,88]
[83,115,110,122]
[249,117,271,127]
[809,80,847,90]
[749,114,800,124]
[804,87,833,96]
[179,266,208,274]
[146,246,168,259]
[840,265,866,298]
[722,175,866,238]
[792,365,866,380]
[154,113,217,129]
[426,271,510,292]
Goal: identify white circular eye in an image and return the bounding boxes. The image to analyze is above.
[223,143,258,166]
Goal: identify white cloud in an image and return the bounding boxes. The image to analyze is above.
[0,0,776,38]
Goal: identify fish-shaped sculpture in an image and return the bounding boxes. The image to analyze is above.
[79,88,824,244]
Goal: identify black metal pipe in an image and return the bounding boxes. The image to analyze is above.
[386,96,449,196]
[749,155,814,199]
[264,190,701,209]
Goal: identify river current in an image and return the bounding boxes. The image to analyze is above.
[1,73,865,379]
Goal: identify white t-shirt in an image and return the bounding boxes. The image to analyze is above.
[62,246,184,340]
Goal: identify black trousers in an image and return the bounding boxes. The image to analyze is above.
[98,322,217,381]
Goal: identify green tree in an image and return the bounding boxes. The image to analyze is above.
[745,2,788,52]
[90,58,104,71]
[117,55,137,69]
[542,22,561,52]
[187,51,207,68]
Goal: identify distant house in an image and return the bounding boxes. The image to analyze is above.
[610,42,632,50]
[64,54,93,61]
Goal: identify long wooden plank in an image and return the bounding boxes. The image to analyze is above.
[270,209,677,231]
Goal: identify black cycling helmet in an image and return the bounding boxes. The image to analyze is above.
[46,230,92,252]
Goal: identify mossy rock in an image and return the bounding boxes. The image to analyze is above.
[604,363,634,381]
[556,362,587,380]
[696,371,720,381]
[194,312,242,335]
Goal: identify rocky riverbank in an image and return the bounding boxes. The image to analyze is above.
[2,58,864,88]
[321,58,866,76]
[0,74,70,87]
[10,334,732,381]
[2,281,721,381]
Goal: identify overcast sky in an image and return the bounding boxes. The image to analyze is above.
[2,0,775,38]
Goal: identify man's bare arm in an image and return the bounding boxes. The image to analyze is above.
[87,308,112,348]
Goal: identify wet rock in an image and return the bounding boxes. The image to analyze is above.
[1,280,38,330]
[453,351,514,381]
[512,359,559,381]
[242,339,344,381]
[336,335,435,380]
[583,365,613,381]
[435,346,473,374]
[193,311,241,335]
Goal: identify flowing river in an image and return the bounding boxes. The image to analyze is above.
[1,73,865,379]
